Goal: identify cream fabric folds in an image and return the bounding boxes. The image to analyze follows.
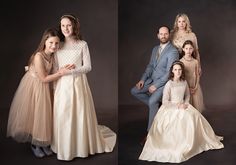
[139,80,223,163]
[51,40,116,161]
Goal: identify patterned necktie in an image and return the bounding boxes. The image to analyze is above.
[157,46,162,60]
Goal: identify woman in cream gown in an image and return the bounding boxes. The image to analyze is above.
[51,14,116,161]
[139,61,223,163]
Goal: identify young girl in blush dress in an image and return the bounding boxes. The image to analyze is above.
[7,28,73,158]
[139,61,223,163]
[180,40,204,112]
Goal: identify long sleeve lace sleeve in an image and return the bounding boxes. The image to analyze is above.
[162,81,171,106]
[71,42,92,75]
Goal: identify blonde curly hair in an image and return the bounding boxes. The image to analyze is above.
[172,13,192,33]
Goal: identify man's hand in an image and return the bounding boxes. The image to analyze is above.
[136,80,144,90]
[148,85,157,94]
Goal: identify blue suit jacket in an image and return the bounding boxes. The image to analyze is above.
[141,42,179,89]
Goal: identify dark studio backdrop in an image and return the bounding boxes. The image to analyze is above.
[119,0,236,109]
[0,0,117,117]
[0,1,118,164]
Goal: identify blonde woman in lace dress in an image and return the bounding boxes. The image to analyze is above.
[180,40,204,112]
[139,61,223,163]
[171,13,202,74]
[51,14,116,161]
[7,28,72,158]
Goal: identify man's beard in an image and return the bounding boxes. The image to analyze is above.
[160,38,169,44]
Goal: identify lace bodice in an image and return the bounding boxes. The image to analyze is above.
[55,40,91,75]
[28,53,53,78]
[162,80,190,105]
[171,32,198,53]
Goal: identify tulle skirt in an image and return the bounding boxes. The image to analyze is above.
[7,72,52,146]
[191,84,205,112]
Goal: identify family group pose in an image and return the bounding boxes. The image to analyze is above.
[7,14,116,161]
[5,12,224,163]
[131,13,223,163]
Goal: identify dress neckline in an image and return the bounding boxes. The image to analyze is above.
[183,57,193,62]
[41,52,52,63]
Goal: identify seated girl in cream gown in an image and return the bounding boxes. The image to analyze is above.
[139,61,223,163]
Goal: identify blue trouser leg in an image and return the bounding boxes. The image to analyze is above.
[131,85,164,131]
[131,86,150,105]
[147,86,164,131]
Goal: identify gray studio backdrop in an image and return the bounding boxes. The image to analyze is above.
[0,0,117,114]
[119,0,236,108]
